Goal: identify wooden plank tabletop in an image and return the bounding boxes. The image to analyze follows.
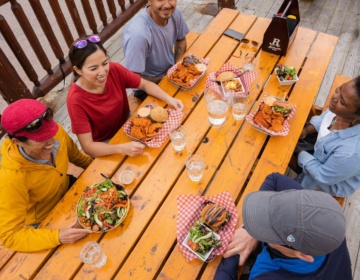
[0,8,338,280]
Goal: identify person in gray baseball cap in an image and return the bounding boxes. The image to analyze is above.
[214,172,352,280]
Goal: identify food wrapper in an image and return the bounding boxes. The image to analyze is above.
[123,104,183,148]
[245,97,297,136]
[205,62,257,98]
[176,192,238,262]
[167,53,210,89]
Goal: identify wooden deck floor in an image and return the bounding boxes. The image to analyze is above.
[1,0,359,277]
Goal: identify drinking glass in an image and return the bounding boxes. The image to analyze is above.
[186,154,205,182]
[232,94,249,120]
[204,88,229,127]
[242,54,257,72]
[80,241,107,268]
[169,125,186,151]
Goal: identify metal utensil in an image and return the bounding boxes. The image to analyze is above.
[100,173,126,192]
[210,70,249,84]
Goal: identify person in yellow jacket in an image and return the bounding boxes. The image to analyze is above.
[0,99,93,252]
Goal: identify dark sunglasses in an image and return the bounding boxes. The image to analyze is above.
[241,38,259,47]
[13,108,53,135]
[73,35,101,49]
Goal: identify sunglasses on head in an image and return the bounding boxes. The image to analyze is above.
[13,108,53,135]
[73,35,101,49]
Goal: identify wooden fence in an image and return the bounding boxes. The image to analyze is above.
[0,0,146,105]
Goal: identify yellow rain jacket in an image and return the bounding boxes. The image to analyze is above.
[0,125,93,252]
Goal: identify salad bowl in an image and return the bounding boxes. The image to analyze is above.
[77,179,130,232]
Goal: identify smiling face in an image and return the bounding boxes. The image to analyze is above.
[15,137,56,161]
[329,79,360,119]
[74,49,109,92]
[147,0,176,26]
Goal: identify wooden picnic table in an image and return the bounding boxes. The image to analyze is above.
[0,8,338,280]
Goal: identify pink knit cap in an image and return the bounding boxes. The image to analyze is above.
[1,99,58,141]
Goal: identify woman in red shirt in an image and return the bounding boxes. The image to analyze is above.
[67,35,183,157]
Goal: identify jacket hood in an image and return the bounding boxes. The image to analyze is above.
[0,138,50,172]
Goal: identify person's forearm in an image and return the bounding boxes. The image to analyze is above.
[81,141,124,157]
[174,39,187,62]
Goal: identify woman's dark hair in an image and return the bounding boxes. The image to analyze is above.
[8,134,28,142]
[68,35,108,79]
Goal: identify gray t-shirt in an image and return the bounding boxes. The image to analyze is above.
[123,7,189,77]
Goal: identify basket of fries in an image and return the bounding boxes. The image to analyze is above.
[123,104,183,148]
[246,95,296,136]
[167,54,210,89]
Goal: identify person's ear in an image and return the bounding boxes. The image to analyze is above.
[297,252,314,263]
[73,66,82,76]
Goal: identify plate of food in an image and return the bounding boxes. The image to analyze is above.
[182,221,221,262]
[275,65,299,86]
[220,77,245,95]
[246,95,295,136]
[167,54,208,89]
[77,179,130,232]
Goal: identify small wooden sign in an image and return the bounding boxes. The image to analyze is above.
[262,0,300,56]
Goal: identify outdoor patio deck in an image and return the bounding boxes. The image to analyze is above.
[0,0,359,278]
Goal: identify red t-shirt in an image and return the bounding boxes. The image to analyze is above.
[67,62,141,141]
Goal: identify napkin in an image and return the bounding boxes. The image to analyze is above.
[177,192,238,262]
[123,104,183,148]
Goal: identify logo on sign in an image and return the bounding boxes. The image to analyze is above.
[268,38,281,52]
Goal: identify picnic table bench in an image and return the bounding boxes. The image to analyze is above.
[0,8,338,280]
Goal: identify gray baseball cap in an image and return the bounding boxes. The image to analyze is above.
[243,189,346,256]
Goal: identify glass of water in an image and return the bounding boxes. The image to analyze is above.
[242,53,257,72]
[169,125,186,151]
[80,241,107,268]
[186,154,205,182]
[204,88,229,127]
[232,94,248,120]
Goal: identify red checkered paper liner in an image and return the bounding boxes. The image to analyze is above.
[176,192,238,262]
[245,97,297,136]
[123,104,183,148]
[205,62,257,97]
[167,53,210,89]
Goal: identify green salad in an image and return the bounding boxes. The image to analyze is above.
[77,179,129,232]
[187,221,221,256]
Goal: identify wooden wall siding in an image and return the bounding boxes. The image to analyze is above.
[0,0,146,102]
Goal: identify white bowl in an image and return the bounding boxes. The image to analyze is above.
[182,225,220,262]
[275,67,299,86]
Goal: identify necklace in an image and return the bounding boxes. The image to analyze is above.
[331,117,354,126]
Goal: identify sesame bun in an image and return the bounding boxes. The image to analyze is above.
[216,71,236,81]
[150,106,169,123]
[138,107,151,118]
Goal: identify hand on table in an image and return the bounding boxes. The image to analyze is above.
[167,97,184,111]
[223,225,259,266]
[59,219,92,244]
[121,142,146,156]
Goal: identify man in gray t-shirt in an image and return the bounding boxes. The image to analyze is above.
[123,0,189,100]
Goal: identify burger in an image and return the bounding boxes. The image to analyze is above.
[272,100,293,117]
[200,202,230,232]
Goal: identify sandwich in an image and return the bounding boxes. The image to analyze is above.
[150,106,169,123]
[200,202,230,232]
[272,100,293,117]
